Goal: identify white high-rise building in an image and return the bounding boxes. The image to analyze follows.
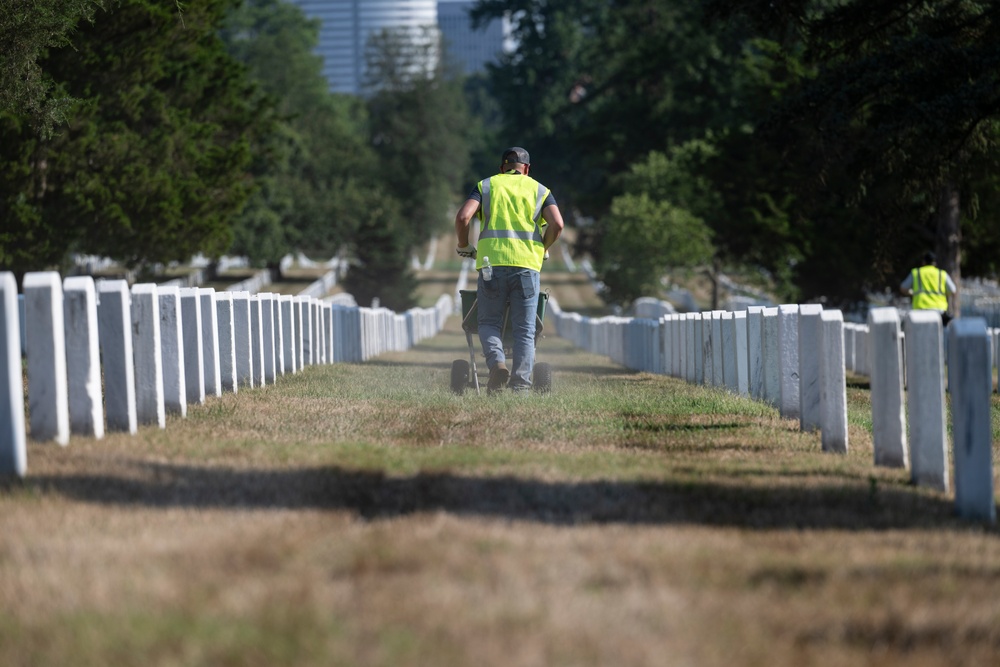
[287,0,439,95]
[437,1,509,75]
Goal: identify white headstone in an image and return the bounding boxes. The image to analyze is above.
[296,296,309,367]
[0,272,27,475]
[281,295,296,374]
[249,295,265,386]
[904,311,948,491]
[868,307,907,468]
[949,318,995,522]
[158,286,187,417]
[731,310,749,396]
[131,284,165,428]
[819,310,848,453]
[721,312,738,393]
[711,311,724,387]
[693,314,704,385]
[272,293,285,376]
[260,293,276,383]
[63,276,104,437]
[216,293,237,393]
[97,280,137,434]
[200,288,221,397]
[746,306,765,400]
[232,291,254,388]
[24,272,70,444]
[777,305,800,419]
[761,308,780,407]
[179,288,205,405]
[798,304,824,432]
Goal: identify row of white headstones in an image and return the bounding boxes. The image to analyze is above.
[0,271,453,477]
[548,298,996,524]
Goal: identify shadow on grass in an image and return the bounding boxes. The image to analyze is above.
[12,462,992,532]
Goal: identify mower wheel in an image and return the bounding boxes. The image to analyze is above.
[451,359,470,395]
[533,362,553,393]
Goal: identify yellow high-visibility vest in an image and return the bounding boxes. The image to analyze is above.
[911,265,949,311]
[476,173,549,272]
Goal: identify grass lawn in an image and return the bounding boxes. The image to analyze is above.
[3,281,1000,666]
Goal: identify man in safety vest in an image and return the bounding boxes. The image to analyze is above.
[900,251,957,325]
[455,147,565,393]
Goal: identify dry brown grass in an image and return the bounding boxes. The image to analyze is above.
[3,299,1000,666]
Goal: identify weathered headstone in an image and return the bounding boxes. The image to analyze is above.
[158,286,187,417]
[216,292,237,393]
[0,272,27,475]
[179,287,205,405]
[949,318,995,522]
[131,283,165,428]
[777,305,801,420]
[98,280,137,434]
[798,304,824,432]
[903,310,948,491]
[24,272,71,444]
[819,310,848,453]
[868,307,907,468]
[63,276,104,437]
[200,288,221,397]
[746,306,765,401]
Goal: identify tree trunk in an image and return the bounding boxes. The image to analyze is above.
[935,182,961,317]
[706,257,721,311]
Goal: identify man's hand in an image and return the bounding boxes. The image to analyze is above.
[457,244,477,259]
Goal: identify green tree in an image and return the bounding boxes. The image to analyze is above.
[471,0,751,219]
[364,25,473,249]
[0,0,102,133]
[597,193,713,306]
[340,25,475,309]
[341,190,417,311]
[705,0,1000,301]
[222,0,378,266]
[0,0,265,275]
[595,147,715,305]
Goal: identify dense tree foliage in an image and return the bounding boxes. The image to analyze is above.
[0,0,102,132]
[596,146,716,304]
[339,25,476,308]
[222,0,377,266]
[704,0,1000,304]
[364,26,474,248]
[471,0,757,303]
[0,0,263,276]
[474,0,1000,307]
[7,0,1000,314]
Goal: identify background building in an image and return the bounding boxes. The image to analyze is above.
[437,1,509,75]
[286,0,439,95]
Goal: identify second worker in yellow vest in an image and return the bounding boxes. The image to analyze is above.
[899,251,957,324]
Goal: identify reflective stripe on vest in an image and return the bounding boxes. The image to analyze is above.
[476,173,549,272]
[911,265,948,311]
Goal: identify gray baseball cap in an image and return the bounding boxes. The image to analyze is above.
[501,147,530,166]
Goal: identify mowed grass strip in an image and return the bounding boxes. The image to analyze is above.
[2,314,1000,667]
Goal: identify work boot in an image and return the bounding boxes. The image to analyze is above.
[487,362,509,394]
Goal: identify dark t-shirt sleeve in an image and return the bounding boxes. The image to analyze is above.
[467,187,557,209]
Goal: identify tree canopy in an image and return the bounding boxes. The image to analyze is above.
[221,0,378,267]
[705,0,1000,300]
[0,0,102,132]
[473,0,1000,307]
[0,0,264,276]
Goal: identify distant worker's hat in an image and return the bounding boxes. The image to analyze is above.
[923,251,936,264]
[501,146,530,166]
